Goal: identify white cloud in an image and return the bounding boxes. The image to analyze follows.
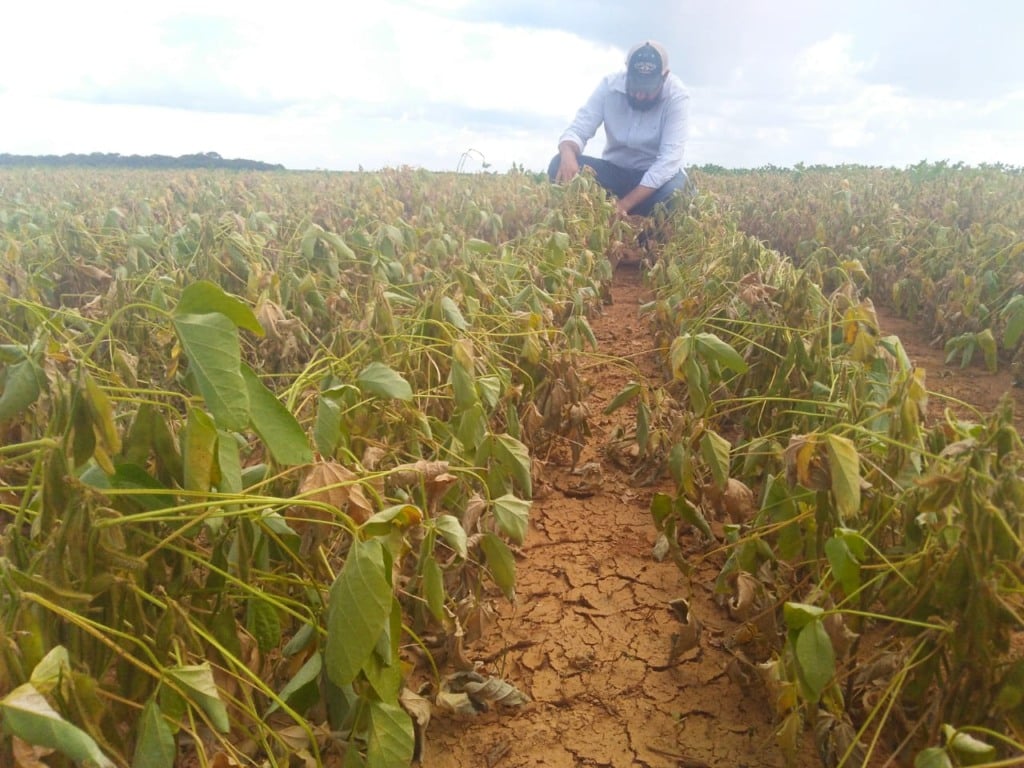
[1,1,1022,170]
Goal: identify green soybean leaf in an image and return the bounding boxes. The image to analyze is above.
[183,407,218,493]
[825,536,861,597]
[175,280,263,335]
[696,332,749,373]
[677,495,713,540]
[483,432,532,498]
[173,312,250,430]
[326,538,392,686]
[450,355,477,410]
[1001,295,1024,348]
[241,364,312,465]
[783,602,825,631]
[247,596,282,654]
[83,370,122,455]
[358,362,413,401]
[441,296,468,330]
[266,652,322,717]
[367,700,415,768]
[668,334,692,380]
[913,747,953,768]
[0,358,44,421]
[0,683,115,767]
[825,434,860,520]
[480,532,516,600]
[423,555,446,623]
[650,492,673,530]
[492,494,530,545]
[435,515,468,559]
[795,620,835,702]
[28,646,70,694]
[700,429,731,490]
[603,380,642,415]
[943,726,996,766]
[977,328,998,373]
[132,699,176,768]
[164,664,230,733]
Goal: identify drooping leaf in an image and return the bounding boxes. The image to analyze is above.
[241,364,312,465]
[0,358,44,421]
[481,433,532,498]
[314,395,343,457]
[700,429,731,490]
[696,332,749,373]
[441,296,468,330]
[480,532,516,600]
[825,434,860,520]
[492,494,530,545]
[357,362,413,401]
[173,312,250,430]
[366,701,415,768]
[175,280,263,335]
[164,664,230,733]
[913,747,953,768]
[422,555,446,623]
[794,620,835,702]
[266,652,323,717]
[668,334,692,381]
[247,596,282,654]
[83,371,122,455]
[943,725,997,766]
[450,352,477,411]
[977,328,998,373]
[0,683,115,768]
[326,538,393,686]
[183,407,218,493]
[1001,295,1024,348]
[783,602,825,632]
[603,380,642,415]
[825,536,861,597]
[435,515,468,559]
[28,647,70,694]
[132,699,176,768]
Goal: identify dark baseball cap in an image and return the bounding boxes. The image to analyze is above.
[626,41,668,91]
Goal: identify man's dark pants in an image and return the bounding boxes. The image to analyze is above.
[547,155,690,216]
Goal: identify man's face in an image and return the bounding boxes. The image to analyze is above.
[627,78,664,110]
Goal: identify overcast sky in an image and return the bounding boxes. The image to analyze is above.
[1,1,1021,172]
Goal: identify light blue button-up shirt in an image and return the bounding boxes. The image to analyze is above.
[558,71,690,190]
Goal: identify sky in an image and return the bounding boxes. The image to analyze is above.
[1,0,1022,172]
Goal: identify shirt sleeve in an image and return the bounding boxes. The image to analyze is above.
[558,77,611,154]
[640,85,689,189]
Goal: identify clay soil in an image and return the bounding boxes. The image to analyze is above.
[422,262,1024,768]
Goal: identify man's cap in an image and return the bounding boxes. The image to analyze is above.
[626,41,668,91]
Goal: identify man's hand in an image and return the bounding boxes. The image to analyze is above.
[555,142,580,183]
[616,185,656,217]
[555,154,580,183]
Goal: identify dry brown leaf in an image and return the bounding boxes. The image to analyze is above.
[784,434,830,491]
[389,459,452,488]
[705,478,756,523]
[728,572,762,621]
[12,737,54,768]
[293,460,373,526]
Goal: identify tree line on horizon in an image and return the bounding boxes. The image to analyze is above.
[0,151,285,171]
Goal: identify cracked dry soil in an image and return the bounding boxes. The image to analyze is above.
[420,261,1024,768]
[422,262,821,768]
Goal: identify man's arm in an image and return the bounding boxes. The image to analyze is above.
[615,185,656,216]
[554,77,610,181]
